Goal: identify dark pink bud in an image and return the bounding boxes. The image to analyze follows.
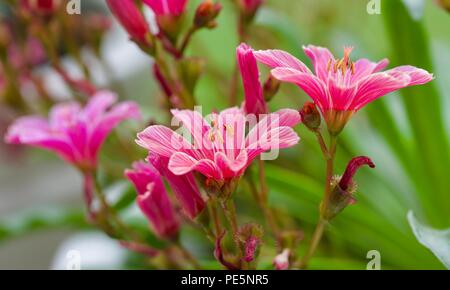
[300,102,321,132]
[244,236,260,262]
[194,0,222,29]
[339,156,375,191]
[106,0,151,46]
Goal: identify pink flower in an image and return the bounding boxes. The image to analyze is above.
[237,43,268,117]
[5,91,141,171]
[255,45,434,135]
[148,154,205,219]
[136,107,300,187]
[106,0,151,45]
[143,0,188,16]
[125,161,180,239]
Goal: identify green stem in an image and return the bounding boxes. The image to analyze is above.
[298,134,337,269]
[178,26,197,56]
[297,218,327,269]
[220,199,242,262]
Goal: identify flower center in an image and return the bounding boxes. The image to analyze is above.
[327,46,355,75]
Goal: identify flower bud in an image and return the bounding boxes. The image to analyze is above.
[273,249,290,270]
[21,0,62,15]
[238,0,263,22]
[237,223,263,263]
[144,0,188,42]
[300,102,321,132]
[320,156,375,220]
[263,75,280,101]
[106,0,153,48]
[194,0,222,29]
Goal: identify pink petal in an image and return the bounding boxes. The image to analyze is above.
[352,66,433,110]
[82,91,117,121]
[254,49,311,73]
[5,116,77,163]
[303,45,335,81]
[143,0,188,16]
[88,101,141,159]
[350,58,389,82]
[168,152,223,180]
[170,109,212,158]
[271,67,330,113]
[273,108,302,127]
[148,155,205,219]
[326,77,359,111]
[237,43,268,116]
[49,102,81,130]
[126,161,179,238]
[214,151,248,179]
[387,65,434,86]
[137,125,191,158]
[352,72,411,110]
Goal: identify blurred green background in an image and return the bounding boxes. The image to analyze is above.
[1,0,449,269]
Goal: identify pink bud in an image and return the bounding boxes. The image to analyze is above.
[273,249,290,270]
[106,0,151,46]
[244,236,260,262]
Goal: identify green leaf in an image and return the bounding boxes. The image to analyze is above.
[408,211,450,269]
[0,207,89,243]
[401,0,425,20]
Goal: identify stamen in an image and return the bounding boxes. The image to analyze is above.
[224,124,234,136]
[326,58,332,72]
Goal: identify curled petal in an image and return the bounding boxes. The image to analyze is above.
[339,156,375,191]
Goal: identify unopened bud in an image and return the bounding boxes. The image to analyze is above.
[194,0,222,29]
[238,223,263,263]
[263,75,280,101]
[300,102,321,132]
[273,249,290,270]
